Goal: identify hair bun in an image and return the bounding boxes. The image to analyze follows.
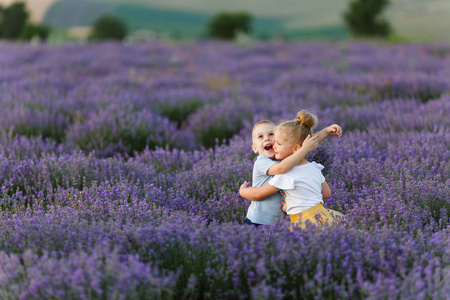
[296,110,318,129]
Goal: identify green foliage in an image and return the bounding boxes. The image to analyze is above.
[158,99,205,128]
[199,121,242,148]
[0,2,29,39]
[207,11,252,40]
[90,14,128,41]
[343,0,392,38]
[10,121,67,143]
[0,2,51,41]
[20,23,51,41]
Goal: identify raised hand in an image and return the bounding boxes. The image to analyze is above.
[299,134,319,153]
[327,124,342,137]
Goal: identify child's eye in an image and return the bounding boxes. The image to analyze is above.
[258,135,263,139]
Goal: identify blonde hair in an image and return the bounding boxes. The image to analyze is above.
[276,110,318,146]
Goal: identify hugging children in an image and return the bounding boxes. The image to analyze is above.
[240,110,343,228]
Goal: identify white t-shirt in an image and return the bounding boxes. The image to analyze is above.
[269,162,325,215]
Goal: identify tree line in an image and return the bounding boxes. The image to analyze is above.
[0,0,392,42]
[0,2,50,41]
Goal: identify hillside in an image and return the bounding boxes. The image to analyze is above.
[124,0,450,42]
[42,0,295,39]
[1,0,449,41]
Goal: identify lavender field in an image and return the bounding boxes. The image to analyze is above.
[0,41,449,299]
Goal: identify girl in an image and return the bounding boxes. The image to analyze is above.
[239,110,343,228]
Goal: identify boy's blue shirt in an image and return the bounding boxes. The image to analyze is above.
[245,155,285,225]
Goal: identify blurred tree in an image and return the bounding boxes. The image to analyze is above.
[0,2,29,39]
[343,0,392,37]
[90,14,128,41]
[20,23,51,41]
[208,11,252,40]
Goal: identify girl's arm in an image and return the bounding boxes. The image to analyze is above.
[321,181,331,199]
[267,125,342,176]
[239,181,279,201]
[266,134,319,175]
[316,124,342,144]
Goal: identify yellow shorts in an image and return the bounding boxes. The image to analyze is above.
[289,203,344,229]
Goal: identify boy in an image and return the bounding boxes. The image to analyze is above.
[242,120,342,226]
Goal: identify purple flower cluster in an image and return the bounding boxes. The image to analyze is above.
[0,41,449,299]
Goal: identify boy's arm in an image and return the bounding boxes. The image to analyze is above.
[266,134,319,175]
[315,124,342,144]
[239,181,279,201]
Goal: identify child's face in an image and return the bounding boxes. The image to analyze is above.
[252,123,275,159]
[273,129,295,160]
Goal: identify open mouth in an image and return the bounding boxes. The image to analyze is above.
[264,144,273,151]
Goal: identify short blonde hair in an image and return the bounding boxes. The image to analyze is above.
[251,120,275,143]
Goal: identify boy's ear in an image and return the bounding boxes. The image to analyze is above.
[293,144,301,151]
[251,144,258,154]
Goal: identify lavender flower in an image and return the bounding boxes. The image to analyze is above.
[0,40,449,299]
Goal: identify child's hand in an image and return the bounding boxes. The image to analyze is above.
[300,134,319,152]
[239,181,251,197]
[327,124,342,137]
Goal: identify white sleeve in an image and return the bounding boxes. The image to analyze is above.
[310,162,324,170]
[269,174,295,190]
[311,162,326,183]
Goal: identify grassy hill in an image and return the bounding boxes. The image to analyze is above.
[42,0,346,40]
[44,1,211,37]
[41,0,450,41]
[43,0,113,29]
